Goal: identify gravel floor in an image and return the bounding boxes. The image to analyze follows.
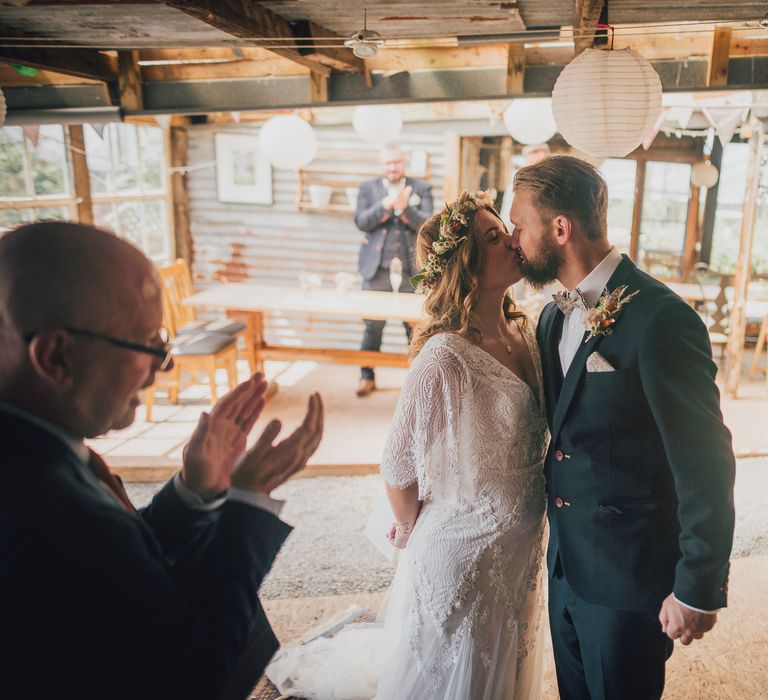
[126,457,767,599]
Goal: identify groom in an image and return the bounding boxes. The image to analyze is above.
[509,155,735,700]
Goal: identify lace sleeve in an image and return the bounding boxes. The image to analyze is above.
[380,339,467,500]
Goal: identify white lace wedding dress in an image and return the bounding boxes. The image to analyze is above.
[267,327,549,700]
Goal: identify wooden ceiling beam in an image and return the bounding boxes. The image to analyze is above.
[708,26,732,87]
[0,47,117,82]
[118,50,144,110]
[163,0,363,75]
[574,0,605,56]
[140,58,308,81]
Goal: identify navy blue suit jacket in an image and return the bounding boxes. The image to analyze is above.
[536,256,735,612]
[0,409,291,700]
[354,176,433,280]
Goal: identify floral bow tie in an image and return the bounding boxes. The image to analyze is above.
[552,288,588,316]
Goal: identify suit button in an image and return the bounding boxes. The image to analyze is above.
[554,497,564,508]
[555,449,564,462]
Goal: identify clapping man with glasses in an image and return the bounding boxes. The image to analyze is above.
[0,222,324,700]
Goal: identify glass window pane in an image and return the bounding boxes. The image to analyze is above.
[30,125,69,196]
[93,202,118,234]
[84,124,111,196]
[139,126,165,193]
[0,127,28,197]
[0,208,28,231]
[600,158,636,255]
[116,200,143,248]
[32,206,70,222]
[710,144,750,274]
[638,161,692,279]
[143,199,169,258]
[111,124,140,194]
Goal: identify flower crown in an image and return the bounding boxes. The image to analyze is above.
[410,189,495,293]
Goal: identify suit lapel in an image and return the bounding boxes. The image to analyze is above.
[538,303,565,425]
[549,255,637,446]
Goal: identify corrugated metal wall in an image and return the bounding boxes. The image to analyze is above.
[186,122,451,353]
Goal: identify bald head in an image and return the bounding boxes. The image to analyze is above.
[0,221,159,334]
[0,222,165,435]
[379,144,407,184]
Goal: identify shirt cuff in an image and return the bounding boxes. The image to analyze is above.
[673,594,718,614]
[228,487,285,516]
[173,473,226,512]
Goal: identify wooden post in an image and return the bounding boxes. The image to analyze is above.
[68,124,93,225]
[682,183,700,280]
[506,44,525,94]
[169,126,193,267]
[309,71,328,103]
[118,50,143,111]
[629,159,646,264]
[724,125,764,397]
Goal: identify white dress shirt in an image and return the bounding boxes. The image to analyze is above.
[558,247,623,375]
[383,177,407,216]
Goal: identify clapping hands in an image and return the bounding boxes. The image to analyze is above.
[383,185,413,213]
[182,373,324,499]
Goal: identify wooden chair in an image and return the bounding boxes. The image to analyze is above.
[144,274,239,421]
[748,311,768,385]
[695,272,730,364]
[158,259,256,372]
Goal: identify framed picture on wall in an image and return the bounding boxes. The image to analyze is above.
[215,133,272,204]
[408,149,430,178]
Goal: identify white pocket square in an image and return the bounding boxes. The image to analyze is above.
[408,193,422,207]
[586,351,615,373]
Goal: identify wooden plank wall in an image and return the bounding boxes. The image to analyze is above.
[186,122,449,354]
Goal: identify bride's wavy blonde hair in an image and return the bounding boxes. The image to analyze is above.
[410,203,526,355]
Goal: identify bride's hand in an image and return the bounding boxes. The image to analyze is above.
[387,521,414,549]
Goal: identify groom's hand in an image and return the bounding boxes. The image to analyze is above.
[659,594,717,645]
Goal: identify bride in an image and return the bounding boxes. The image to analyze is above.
[268,191,549,699]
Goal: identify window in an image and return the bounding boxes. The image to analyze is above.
[0,125,76,230]
[600,158,637,255]
[710,143,768,275]
[86,123,172,262]
[637,161,692,279]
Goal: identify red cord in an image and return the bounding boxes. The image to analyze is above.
[595,23,615,50]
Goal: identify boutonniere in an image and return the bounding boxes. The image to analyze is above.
[584,285,639,340]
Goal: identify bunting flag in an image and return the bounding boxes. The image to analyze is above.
[702,106,749,148]
[89,123,106,140]
[22,124,40,149]
[155,114,172,130]
[642,106,669,150]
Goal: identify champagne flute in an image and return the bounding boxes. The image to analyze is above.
[389,257,403,294]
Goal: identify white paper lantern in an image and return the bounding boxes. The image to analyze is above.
[502,98,557,145]
[0,88,6,126]
[691,161,719,189]
[353,105,402,145]
[258,114,317,169]
[552,48,662,158]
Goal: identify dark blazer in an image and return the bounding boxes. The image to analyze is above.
[0,409,291,700]
[354,176,433,280]
[536,256,735,612]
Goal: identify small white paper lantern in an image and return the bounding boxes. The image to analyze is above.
[552,48,662,158]
[258,114,317,169]
[353,105,402,145]
[0,88,6,126]
[691,161,719,189]
[502,98,557,145]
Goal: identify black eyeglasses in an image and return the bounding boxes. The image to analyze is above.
[25,327,173,371]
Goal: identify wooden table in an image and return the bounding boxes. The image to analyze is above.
[185,283,425,374]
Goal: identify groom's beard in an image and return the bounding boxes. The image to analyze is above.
[521,235,562,289]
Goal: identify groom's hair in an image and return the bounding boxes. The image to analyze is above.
[513,155,608,241]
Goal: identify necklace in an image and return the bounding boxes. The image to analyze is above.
[483,330,514,353]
